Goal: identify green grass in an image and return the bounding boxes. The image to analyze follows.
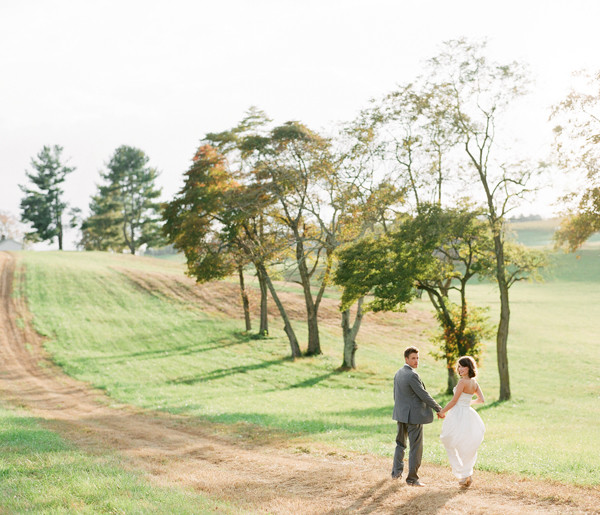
[19,249,600,487]
[0,402,234,513]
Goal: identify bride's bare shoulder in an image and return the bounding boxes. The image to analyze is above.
[456,378,469,389]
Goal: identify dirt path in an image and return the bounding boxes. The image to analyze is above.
[0,252,598,514]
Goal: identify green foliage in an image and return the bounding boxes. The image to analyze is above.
[79,193,123,251]
[429,301,493,367]
[81,146,163,254]
[163,144,240,282]
[503,240,549,286]
[554,188,600,251]
[334,232,423,312]
[19,145,74,249]
[335,204,494,308]
[335,204,499,386]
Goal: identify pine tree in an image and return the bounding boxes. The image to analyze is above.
[20,145,74,250]
[81,146,163,254]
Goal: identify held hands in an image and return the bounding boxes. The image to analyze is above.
[437,411,446,419]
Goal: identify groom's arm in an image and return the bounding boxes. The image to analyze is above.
[409,373,442,412]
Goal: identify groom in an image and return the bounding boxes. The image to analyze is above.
[392,346,443,486]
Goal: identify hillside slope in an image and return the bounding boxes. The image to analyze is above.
[1,251,599,513]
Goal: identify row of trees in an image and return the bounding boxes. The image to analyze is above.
[163,110,401,361]
[18,40,599,401]
[162,40,550,399]
[20,145,164,254]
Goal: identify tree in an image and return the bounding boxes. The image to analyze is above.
[163,145,240,281]
[335,204,496,391]
[205,108,276,338]
[375,82,458,212]
[211,110,404,364]
[20,145,74,250]
[163,143,302,357]
[427,39,540,401]
[80,191,124,251]
[411,205,495,392]
[242,121,332,356]
[328,114,406,368]
[551,71,600,250]
[81,146,163,254]
[162,144,254,333]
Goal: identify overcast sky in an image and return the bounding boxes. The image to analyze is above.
[2,0,599,249]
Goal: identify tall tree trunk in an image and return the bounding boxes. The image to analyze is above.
[123,220,135,255]
[256,266,269,336]
[470,144,512,401]
[295,237,321,355]
[305,305,320,356]
[446,367,458,395]
[130,222,136,255]
[340,297,364,369]
[56,204,63,250]
[238,267,251,332]
[494,232,511,401]
[257,264,301,359]
[57,223,63,250]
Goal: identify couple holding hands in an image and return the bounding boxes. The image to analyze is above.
[392,346,485,487]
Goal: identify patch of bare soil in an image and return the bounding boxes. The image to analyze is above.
[1,252,598,514]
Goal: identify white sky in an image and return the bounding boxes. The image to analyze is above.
[1,0,599,249]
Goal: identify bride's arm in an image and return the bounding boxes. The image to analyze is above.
[471,383,485,405]
[438,380,465,416]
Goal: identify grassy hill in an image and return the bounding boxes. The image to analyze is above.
[14,247,600,487]
[509,217,600,248]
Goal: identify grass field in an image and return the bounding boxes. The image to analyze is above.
[15,240,600,488]
[0,402,233,513]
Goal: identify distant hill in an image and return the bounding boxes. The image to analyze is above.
[508,217,600,247]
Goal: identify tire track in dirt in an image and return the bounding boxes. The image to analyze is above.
[0,251,598,514]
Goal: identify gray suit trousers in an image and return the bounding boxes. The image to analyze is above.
[392,421,423,483]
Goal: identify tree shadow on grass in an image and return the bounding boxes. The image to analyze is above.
[327,405,393,419]
[68,328,254,367]
[167,356,291,385]
[283,370,342,389]
[475,399,505,412]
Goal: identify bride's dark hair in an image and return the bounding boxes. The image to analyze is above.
[458,356,477,378]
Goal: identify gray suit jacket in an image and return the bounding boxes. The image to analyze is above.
[393,364,442,424]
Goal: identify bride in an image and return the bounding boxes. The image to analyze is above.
[438,356,485,487]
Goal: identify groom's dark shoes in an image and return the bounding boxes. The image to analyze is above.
[406,480,426,487]
[391,473,402,480]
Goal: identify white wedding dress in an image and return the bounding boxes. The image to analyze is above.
[439,388,485,480]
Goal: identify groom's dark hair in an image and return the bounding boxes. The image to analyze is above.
[404,346,419,358]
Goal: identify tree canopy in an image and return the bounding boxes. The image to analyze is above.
[20,145,74,250]
[552,71,600,250]
[80,146,163,254]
